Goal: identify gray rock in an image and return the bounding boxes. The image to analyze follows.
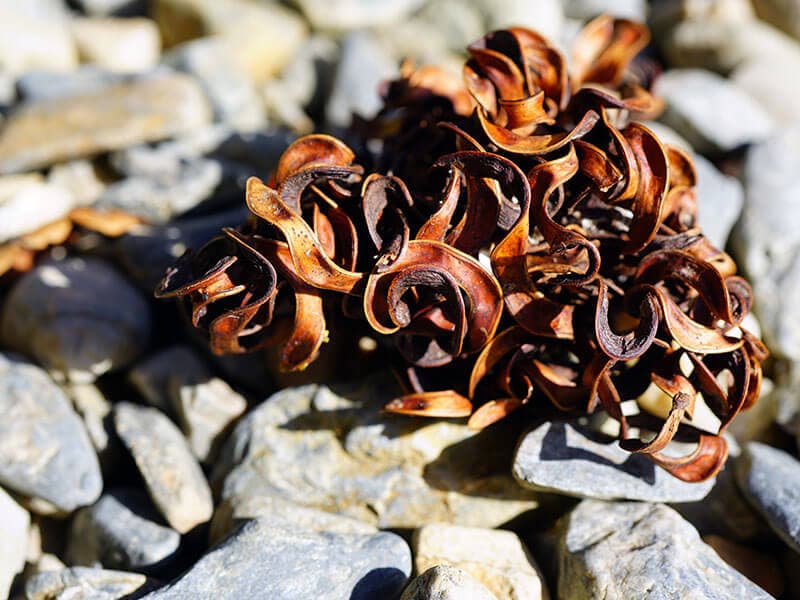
[114,403,213,534]
[94,157,229,224]
[70,17,161,75]
[129,345,246,461]
[655,68,774,153]
[325,31,398,128]
[732,56,800,126]
[15,67,123,103]
[0,177,76,243]
[0,11,77,76]
[513,421,715,502]
[0,73,212,174]
[416,1,484,53]
[414,524,546,600]
[165,38,266,132]
[694,153,744,249]
[475,0,564,41]
[563,0,646,20]
[64,383,113,458]
[753,0,800,40]
[558,500,773,600]
[112,206,250,292]
[294,0,426,30]
[735,442,800,552]
[151,0,307,84]
[0,486,29,599]
[0,354,102,512]
[25,567,149,600]
[47,160,106,207]
[401,566,498,600]
[215,381,541,530]
[67,489,180,570]
[73,0,142,15]
[1,257,151,382]
[143,518,411,600]
[732,123,800,430]
[209,494,376,544]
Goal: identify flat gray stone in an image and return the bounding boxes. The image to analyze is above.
[513,421,715,502]
[15,67,123,102]
[143,518,411,600]
[400,566,498,600]
[0,486,29,599]
[1,257,151,382]
[694,153,744,249]
[114,403,213,534]
[215,381,540,530]
[67,489,180,570]
[25,567,149,600]
[0,73,212,174]
[735,442,800,552]
[0,353,102,512]
[655,68,774,153]
[558,500,773,600]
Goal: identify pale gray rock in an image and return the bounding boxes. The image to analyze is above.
[694,153,744,249]
[0,73,212,174]
[129,345,246,461]
[70,17,161,74]
[209,493,376,544]
[558,500,773,600]
[655,68,774,153]
[67,489,180,570]
[73,0,142,15]
[732,123,800,431]
[294,0,426,30]
[143,519,411,600]
[401,566,498,600]
[325,32,398,128]
[513,421,715,502]
[0,486,29,599]
[416,1,484,53]
[0,177,76,243]
[25,567,149,600]
[15,67,123,103]
[0,354,101,512]
[736,442,800,553]
[215,381,540,530]
[414,524,546,600]
[165,38,266,131]
[47,160,106,207]
[473,0,564,41]
[0,11,77,76]
[563,0,646,21]
[1,257,151,382]
[114,403,213,534]
[64,384,113,458]
[732,56,800,125]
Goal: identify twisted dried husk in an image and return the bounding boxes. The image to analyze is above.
[157,16,767,482]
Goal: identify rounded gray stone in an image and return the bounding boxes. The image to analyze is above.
[0,353,102,512]
[513,421,715,502]
[114,403,212,534]
[558,500,773,600]
[735,441,800,553]
[1,257,151,383]
[143,518,411,600]
[67,488,180,570]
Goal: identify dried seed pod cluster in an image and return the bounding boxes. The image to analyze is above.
[157,16,767,482]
